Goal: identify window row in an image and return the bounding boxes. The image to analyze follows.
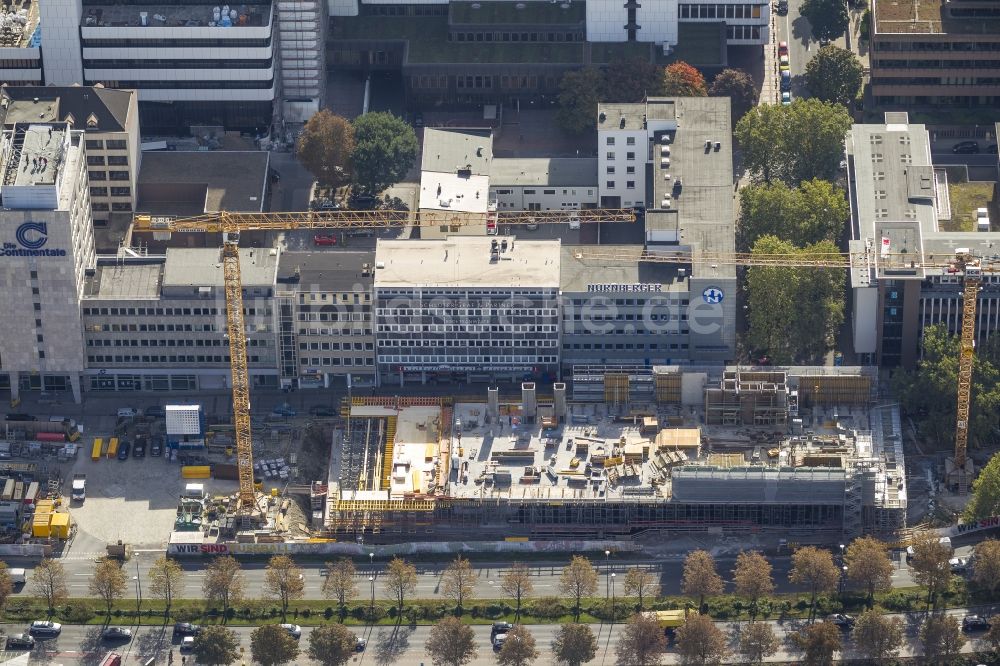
[451,31,582,43]
[377,308,557,316]
[564,342,689,350]
[88,354,266,364]
[87,338,268,347]
[83,306,269,316]
[298,328,372,336]
[377,324,558,333]
[381,339,557,347]
[379,355,557,363]
[298,312,368,322]
[301,356,374,366]
[300,341,373,351]
[679,3,763,19]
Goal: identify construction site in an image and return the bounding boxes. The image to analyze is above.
[307,365,907,545]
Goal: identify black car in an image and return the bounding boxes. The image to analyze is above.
[5,413,36,422]
[349,193,378,210]
[962,615,991,632]
[6,633,34,649]
[144,406,165,418]
[133,440,146,458]
[102,626,133,641]
[309,405,337,417]
[150,437,163,457]
[117,441,131,460]
[827,614,856,630]
[952,140,981,154]
[776,0,788,14]
[491,621,514,639]
[173,622,202,637]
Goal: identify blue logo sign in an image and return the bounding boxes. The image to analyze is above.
[1,222,66,257]
[16,222,47,249]
[702,286,724,304]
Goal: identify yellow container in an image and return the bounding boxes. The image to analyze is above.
[49,513,70,539]
[35,500,54,514]
[106,438,119,458]
[181,465,211,479]
[91,438,103,461]
[32,514,51,538]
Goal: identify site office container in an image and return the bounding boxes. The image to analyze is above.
[106,438,119,458]
[92,438,103,461]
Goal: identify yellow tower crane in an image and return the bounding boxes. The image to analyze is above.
[132,208,635,513]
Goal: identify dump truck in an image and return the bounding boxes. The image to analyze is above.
[71,474,86,502]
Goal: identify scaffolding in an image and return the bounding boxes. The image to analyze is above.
[797,375,872,407]
[704,370,789,426]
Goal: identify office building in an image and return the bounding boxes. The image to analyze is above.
[0,0,42,85]
[0,122,96,402]
[870,0,1000,109]
[848,112,1000,367]
[0,86,140,225]
[490,158,599,211]
[373,236,561,385]
[419,128,495,239]
[277,0,327,121]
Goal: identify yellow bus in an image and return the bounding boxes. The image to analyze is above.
[107,437,119,458]
[91,438,103,461]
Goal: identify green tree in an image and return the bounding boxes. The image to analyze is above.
[662,61,707,97]
[919,614,965,665]
[805,46,863,106]
[852,609,903,662]
[738,621,779,665]
[616,612,668,665]
[441,555,476,610]
[793,621,841,665]
[604,58,666,102]
[844,536,894,608]
[552,623,598,666]
[737,178,849,250]
[895,325,1000,491]
[296,109,354,187]
[193,626,241,666]
[498,625,539,666]
[788,546,841,622]
[89,557,128,616]
[250,624,300,666]
[559,556,598,621]
[203,555,244,618]
[735,99,853,184]
[148,555,184,611]
[801,0,849,41]
[733,550,774,621]
[383,556,417,612]
[908,532,954,609]
[351,112,418,195]
[556,68,604,135]
[746,236,845,364]
[264,554,305,620]
[425,616,477,666]
[708,68,758,122]
[307,624,358,666]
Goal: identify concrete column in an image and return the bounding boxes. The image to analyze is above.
[521,382,537,423]
[553,382,567,421]
[487,387,500,423]
[9,372,19,405]
[70,374,81,404]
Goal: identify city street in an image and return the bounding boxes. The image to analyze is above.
[771,0,851,100]
[2,606,995,665]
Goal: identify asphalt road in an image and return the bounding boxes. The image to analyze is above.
[8,548,951,604]
[773,0,850,100]
[3,606,995,665]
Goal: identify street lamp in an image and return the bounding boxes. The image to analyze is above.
[839,565,848,596]
[370,552,374,570]
[369,575,375,608]
[132,554,142,620]
[610,572,616,624]
[605,550,611,600]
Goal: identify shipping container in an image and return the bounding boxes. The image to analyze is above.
[91,438,103,461]
[35,432,66,443]
[13,482,23,502]
[181,466,211,479]
[49,512,70,539]
[106,438,119,458]
[23,482,38,505]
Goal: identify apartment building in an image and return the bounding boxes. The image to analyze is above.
[373,236,561,385]
[0,86,140,225]
[0,123,96,403]
[419,127,494,239]
[870,0,1000,108]
[276,251,376,389]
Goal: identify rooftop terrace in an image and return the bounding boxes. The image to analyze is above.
[873,0,1000,35]
[82,3,271,28]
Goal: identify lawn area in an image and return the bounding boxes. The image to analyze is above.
[450,1,585,25]
[657,22,725,66]
[590,41,652,64]
[945,181,994,232]
[329,15,584,63]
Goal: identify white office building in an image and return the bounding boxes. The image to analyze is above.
[0,123,96,402]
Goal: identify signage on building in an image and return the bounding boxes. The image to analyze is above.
[587,283,662,293]
[702,286,724,304]
[400,366,532,372]
[881,236,891,257]
[0,222,66,257]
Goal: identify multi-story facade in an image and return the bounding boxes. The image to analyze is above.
[373,236,561,385]
[277,0,327,121]
[0,86,140,225]
[848,112,1000,368]
[870,0,1000,109]
[0,0,42,85]
[277,251,376,389]
[490,158,598,211]
[0,122,96,402]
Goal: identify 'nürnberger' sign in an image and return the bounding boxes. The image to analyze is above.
[586,283,662,293]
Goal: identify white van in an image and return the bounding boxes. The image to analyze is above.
[117,408,138,418]
[9,568,26,585]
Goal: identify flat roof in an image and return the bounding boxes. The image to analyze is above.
[490,158,597,187]
[83,260,163,299]
[1,87,133,133]
[419,171,491,213]
[277,251,375,291]
[82,3,271,27]
[374,236,561,289]
[560,245,688,292]
[137,151,269,215]
[449,1,586,24]
[162,247,278,288]
[10,124,66,187]
[873,0,1000,34]
[421,128,493,176]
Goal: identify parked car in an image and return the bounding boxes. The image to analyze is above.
[173,622,201,637]
[102,627,133,641]
[826,614,855,631]
[273,403,297,417]
[144,406,165,418]
[132,440,146,458]
[309,405,337,417]
[781,91,792,105]
[6,633,34,649]
[180,636,195,652]
[819,36,830,46]
[117,441,131,460]
[493,633,508,651]
[29,621,62,636]
[349,193,378,210]
[356,637,368,652]
[313,235,337,247]
[151,437,164,457]
[780,71,791,91]
[778,40,788,55]
[413,112,424,128]
[779,55,790,71]
[280,624,302,639]
[953,140,981,154]
[962,614,991,632]
[776,0,788,14]
[491,621,514,639]
[5,413,36,421]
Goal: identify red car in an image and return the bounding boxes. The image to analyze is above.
[778,40,788,56]
[313,235,337,246]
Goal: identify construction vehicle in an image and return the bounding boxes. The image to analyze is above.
[132,208,634,516]
[71,474,86,502]
[570,245,993,493]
